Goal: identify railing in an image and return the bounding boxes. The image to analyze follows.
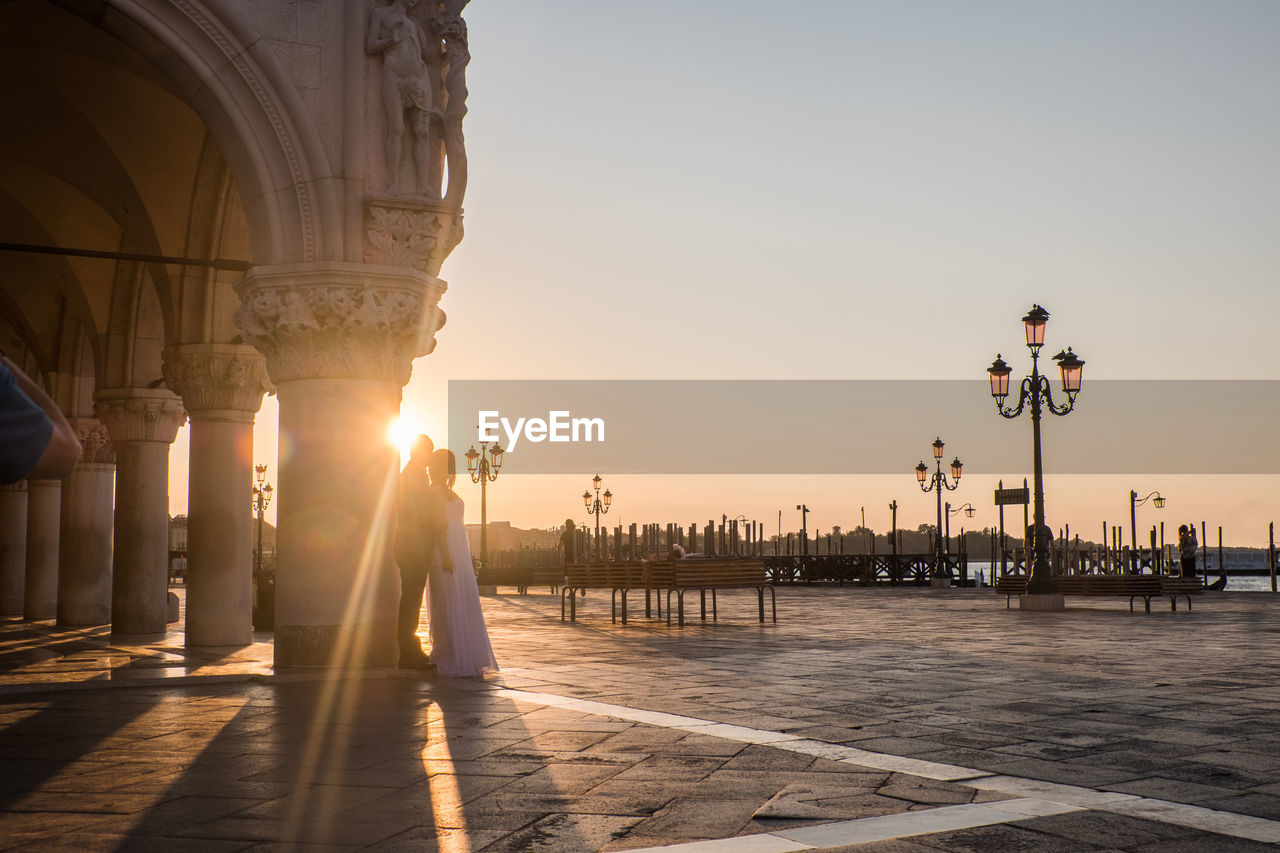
[762,554,968,585]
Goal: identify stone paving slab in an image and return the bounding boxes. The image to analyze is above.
[0,586,1277,850]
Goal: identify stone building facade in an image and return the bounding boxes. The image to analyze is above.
[0,0,470,666]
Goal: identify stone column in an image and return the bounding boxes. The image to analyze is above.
[0,482,28,615]
[56,418,117,626]
[95,389,187,635]
[162,343,271,646]
[236,262,446,667]
[24,480,61,620]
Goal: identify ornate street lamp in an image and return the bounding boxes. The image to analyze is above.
[988,304,1085,597]
[583,473,612,559]
[465,440,504,577]
[917,437,962,576]
[1130,490,1165,571]
[251,463,273,576]
[945,502,976,558]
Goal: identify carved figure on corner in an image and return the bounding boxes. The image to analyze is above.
[367,0,442,196]
[437,5,469,206]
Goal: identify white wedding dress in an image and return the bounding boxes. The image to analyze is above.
[428,494,499,677]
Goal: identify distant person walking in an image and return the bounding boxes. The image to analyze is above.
[1179,524,1198,578]
[558,518,578,565]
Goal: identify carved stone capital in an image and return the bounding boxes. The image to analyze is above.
[68,417,115,465]
[0,480,27,493]
[233,262,447,386]
[162,343,273,418]
[364,197,464,278]
[94,389,187,446]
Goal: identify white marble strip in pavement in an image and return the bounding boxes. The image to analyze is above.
[489,686,1280,845]
[1098,796,1280,844]
[621,799,1083,852]
[959,774,1280,844]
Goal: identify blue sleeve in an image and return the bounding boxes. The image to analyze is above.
[0,363,54,485]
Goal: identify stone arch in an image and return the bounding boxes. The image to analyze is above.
[53,0,343,266]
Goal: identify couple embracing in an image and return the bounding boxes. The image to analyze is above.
[394,434,498,677]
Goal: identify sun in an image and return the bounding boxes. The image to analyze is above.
[386,417,417,458]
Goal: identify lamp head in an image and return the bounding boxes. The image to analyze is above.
[932,437,945,459]
[950,457,963,481]
[988,354,1012,399]
[915,461,929,483]
[582,490,592,508]
[1022,304,1049,349]
[1053,347,1084,395]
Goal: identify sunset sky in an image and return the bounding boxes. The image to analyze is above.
[171,0,1280,545]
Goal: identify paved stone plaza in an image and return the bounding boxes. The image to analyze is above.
[2,587,1279,851]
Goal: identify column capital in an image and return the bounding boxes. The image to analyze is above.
[233,262,447,386]
[162,343,273,420]
[0,481,26,493]
[67,417,116,465]
[94,388,187,445]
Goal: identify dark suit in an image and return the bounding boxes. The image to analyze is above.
[394,462,441,658]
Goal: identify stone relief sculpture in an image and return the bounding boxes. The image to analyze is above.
[367,0,469,206]
[437,4,469,207]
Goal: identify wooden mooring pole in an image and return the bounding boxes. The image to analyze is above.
[1270,522,1276,592]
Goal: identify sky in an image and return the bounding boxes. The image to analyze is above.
[172,0,1280,545]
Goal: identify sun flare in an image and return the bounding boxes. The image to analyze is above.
[387,417,417,457]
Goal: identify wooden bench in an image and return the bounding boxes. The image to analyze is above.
[644,559,775,627]
[487,566,563,595]
[1159,576,1204,611]
[995,574,1188,612]
[994,575,1028,607]
[560,559,776,627]
[561,562,660,624]
[1057,575,1162,611]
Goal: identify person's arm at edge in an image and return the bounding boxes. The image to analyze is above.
[1,355,82,480]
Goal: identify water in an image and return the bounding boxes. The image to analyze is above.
[969,563,1277,593]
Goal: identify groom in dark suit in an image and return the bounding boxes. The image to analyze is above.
[394,434,445,670]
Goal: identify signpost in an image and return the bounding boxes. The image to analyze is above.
[994,487,1030,506]
[994,482,1030,576]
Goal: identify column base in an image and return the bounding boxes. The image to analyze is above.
[275,623,397,668]
[1019,593,1065,612]
[476,585,497,595]
[930,577,952,589]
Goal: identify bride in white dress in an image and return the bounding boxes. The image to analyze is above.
[427,449,499,677]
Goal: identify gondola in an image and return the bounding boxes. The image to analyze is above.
[1206,575,1227,591]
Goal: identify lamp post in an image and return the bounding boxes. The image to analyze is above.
[889,500,898,556]
[1130,490,1165,571]
[946,502,976,556]
[464,441,505,574]
[796,504,810,558]
[916,438,963,576]
[861,506,870,554]
[582,473,612,559]
[251,463,273,576]
[987,304,1085,597]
